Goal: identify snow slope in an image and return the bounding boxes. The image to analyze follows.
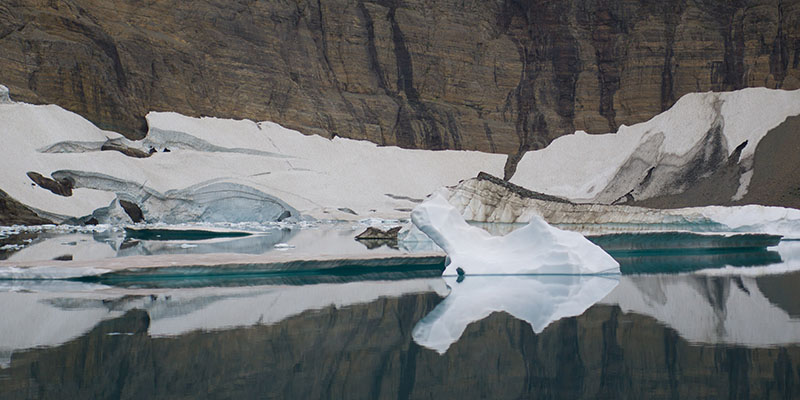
[511,88,800,203]
[0,87,505,223]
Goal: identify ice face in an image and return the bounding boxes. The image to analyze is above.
[0,85,10,104]
[412,274,620,354]
[411,194,620,275]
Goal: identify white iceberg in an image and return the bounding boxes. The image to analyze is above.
[411,194,620,275]
[412,274,619,353]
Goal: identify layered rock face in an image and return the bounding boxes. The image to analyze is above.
[1,0,798,160]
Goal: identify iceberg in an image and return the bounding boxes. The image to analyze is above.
[412,274,619,353]
[411,194,620,275]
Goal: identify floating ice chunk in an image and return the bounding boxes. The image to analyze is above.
[412,274,619,353]
[411,194,620,275]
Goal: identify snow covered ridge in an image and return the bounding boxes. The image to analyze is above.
[511,88,800,204]
[411,194,620,275]
[0,86,505,223]
[1,85,798,225]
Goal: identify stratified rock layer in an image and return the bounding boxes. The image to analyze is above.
[1,0,799,160]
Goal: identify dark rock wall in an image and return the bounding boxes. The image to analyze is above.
[1,0,799,158]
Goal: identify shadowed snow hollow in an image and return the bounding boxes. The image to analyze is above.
[411,194,620,275]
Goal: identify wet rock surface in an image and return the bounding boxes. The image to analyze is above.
[355,226,401,250]
[1,0,798,159]
[0,189,52,226]
[26,172,74,197]
[356,226,402,240]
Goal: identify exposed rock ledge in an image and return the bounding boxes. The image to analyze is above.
[438,174,800,237]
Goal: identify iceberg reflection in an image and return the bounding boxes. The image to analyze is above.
[412,274,619,353]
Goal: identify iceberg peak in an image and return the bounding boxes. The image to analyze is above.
[411,194,620,275]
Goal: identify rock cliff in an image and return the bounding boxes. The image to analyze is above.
[1,0,798,162]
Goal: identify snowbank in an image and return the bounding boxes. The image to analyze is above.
[0,88,505,223]
[512,88,800,203]
[410,194,620,275]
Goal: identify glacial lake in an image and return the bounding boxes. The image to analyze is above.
[1,224,800,399]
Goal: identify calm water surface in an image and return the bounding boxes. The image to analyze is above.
[1,229,800,399]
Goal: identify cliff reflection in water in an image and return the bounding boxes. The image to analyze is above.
[2,270,800,398]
